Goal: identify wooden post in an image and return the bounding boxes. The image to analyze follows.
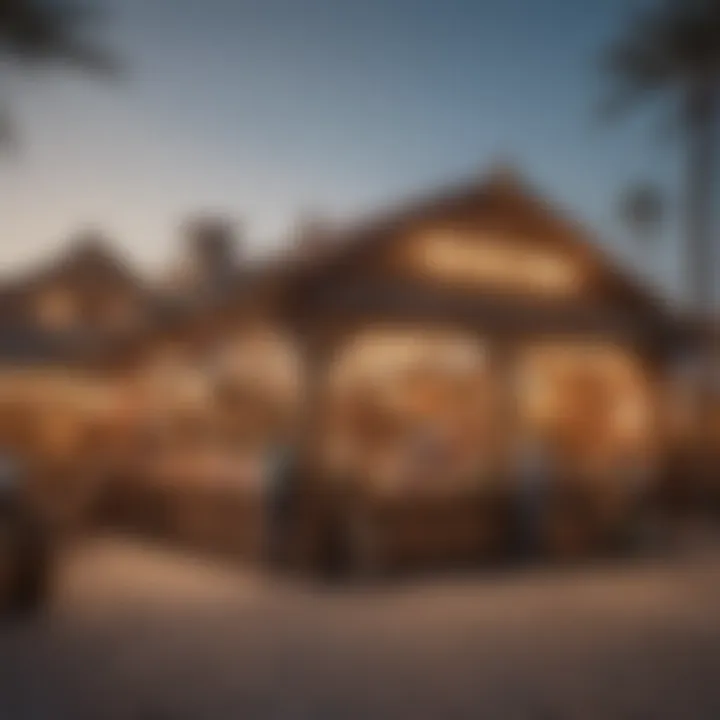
[283,321,345,571]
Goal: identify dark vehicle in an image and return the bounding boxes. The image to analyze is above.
[0,453,53,616]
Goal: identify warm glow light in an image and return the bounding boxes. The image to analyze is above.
[519,343,653,462]
[324,329,496,494]
[331,329,488,388]
[215,330,301,402]
[412,230,582,295]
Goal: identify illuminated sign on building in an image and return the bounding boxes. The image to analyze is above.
[409,230,583,296]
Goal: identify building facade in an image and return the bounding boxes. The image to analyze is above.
[89,167,695,570]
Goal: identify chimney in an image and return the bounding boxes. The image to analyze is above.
[182,215,241,293]
[293,211,333,256]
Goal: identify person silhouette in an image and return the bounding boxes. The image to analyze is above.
[264,436,296,566]
[515,434,551,559]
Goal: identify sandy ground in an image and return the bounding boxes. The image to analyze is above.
[2,534,720,719]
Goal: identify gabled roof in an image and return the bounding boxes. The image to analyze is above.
[0,232,157,365]
[269,165,672,324]
[1,231,143,294]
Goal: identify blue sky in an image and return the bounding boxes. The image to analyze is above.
[0,0,683,295]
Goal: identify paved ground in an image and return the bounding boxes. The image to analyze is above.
[2,534,720,719]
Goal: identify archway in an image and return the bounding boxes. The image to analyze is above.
[515,342,656,481]
[322,327,499,496]
[513,341,657,555]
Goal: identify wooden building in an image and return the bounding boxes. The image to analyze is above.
[99,167,692,572]
[0,233,166,528]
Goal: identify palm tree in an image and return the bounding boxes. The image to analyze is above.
[0,0,116,143]
[603,0,720,315]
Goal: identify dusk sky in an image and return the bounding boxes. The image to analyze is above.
[1,0,682,294]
